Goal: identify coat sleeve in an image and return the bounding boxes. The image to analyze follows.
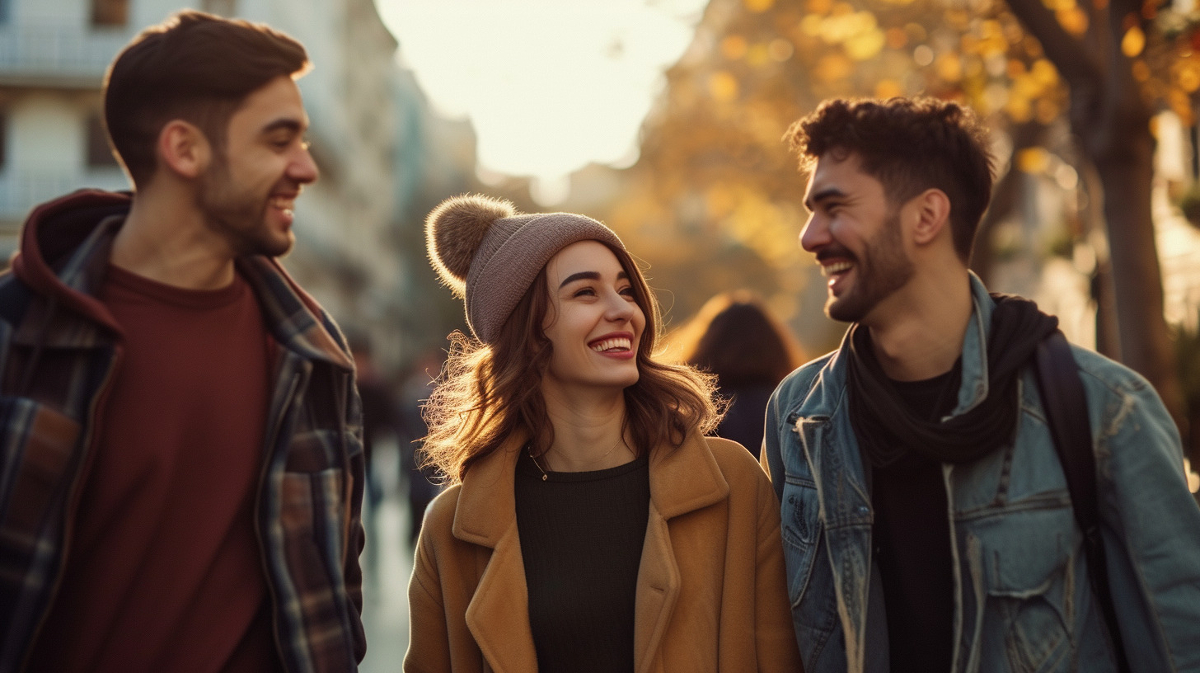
[1092,373,1200,672]
[404,506,455,673]
[753,471,804,672]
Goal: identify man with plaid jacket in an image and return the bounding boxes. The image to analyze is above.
[0,12,365,672]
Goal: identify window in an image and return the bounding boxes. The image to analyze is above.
[86,114,118,168]
[0,110,7,170]
[201,0,237,17]
[91,0,129,27]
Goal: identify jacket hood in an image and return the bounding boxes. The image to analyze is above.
[9,188,354,371]
[11,189,132,332]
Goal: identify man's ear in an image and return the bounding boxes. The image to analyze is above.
[910,188,952,246]
[156,120,211,179]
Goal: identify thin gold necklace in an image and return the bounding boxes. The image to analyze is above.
[529,433,625,482]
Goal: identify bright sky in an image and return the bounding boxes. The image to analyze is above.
[376,0,708,204]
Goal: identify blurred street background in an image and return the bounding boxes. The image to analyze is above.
[358,437,414,672]
[3,0,1200,666]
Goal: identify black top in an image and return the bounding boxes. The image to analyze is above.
[715,382,775,458]
[872,372,956,673]
[514,448,651,673]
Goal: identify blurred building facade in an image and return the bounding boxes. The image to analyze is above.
[0,0,478,367]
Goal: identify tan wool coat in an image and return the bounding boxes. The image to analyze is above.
[404,432,802,673]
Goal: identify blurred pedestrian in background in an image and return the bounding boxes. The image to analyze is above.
[398,348,444,546]
[670,291,803,457]
[0,11,365,672]
[404,194,800,672]
[347,329,404,569]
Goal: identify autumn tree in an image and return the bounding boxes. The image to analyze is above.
[594,0,1196,445]
[1000,0,1197,436]
[600,0,1074,350]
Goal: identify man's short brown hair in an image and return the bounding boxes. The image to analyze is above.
[784,97,994,263]
[103,11,310,188]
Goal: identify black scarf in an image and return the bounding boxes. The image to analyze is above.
[847,294,1060,466]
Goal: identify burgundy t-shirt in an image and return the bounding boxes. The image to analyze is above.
[27,265,281,672]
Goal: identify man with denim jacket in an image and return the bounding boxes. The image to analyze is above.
[762,97,1200,672]
[0,12,365,672]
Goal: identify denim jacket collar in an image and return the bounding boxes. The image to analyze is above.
[953,272,994,417]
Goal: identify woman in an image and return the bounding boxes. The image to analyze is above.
[405,194,800,673]
[669,292,803,458]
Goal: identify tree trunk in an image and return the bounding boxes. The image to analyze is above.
[1094,141,1186,430]
[971,122,1044,286]
[1005,0,1188,436]
[1081,162,1121,359]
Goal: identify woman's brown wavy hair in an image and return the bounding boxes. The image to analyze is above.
[420,243,721,484]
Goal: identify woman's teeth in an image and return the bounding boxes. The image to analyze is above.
[590,337,631,352]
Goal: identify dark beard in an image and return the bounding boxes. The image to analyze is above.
[199,160,291,258]
[826,210,914,323]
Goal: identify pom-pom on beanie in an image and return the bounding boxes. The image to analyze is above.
[425,193,626,343]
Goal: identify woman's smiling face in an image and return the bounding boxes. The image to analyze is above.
[540,240,646,394]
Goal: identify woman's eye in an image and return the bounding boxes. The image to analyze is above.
[619,286,635,298]
[573,287,596,298]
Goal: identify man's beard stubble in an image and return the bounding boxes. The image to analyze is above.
[825,210,914,323]
[198,159,292,258]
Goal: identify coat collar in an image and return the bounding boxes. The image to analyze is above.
[452,429,729,673]
[236,255,355,372]
[948,271,994,417]
[9,189,352,372]
[453,430,729,547]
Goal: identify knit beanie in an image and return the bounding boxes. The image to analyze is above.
[425,193,627,344]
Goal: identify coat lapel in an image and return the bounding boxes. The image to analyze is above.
[455,435,539,673]
[452,432,730,673]
[634,433,729,673]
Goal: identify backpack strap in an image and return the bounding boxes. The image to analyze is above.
[1033,330,1131,673]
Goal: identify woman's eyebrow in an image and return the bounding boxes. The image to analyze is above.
[559,271,599,289]
[558,269,630,289]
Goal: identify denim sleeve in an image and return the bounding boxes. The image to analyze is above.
[1094,374,1200,672]
[761,386,786,504]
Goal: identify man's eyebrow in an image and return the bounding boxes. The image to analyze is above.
[804,187,847,210]
[558,270,629,289]
[262,118,305,135]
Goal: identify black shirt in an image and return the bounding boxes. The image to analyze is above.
[872,372,957,673]
[514,449,650,673]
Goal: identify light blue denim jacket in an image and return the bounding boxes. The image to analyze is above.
[762,274,1200,673]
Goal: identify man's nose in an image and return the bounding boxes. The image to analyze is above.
[290,146,319,184]
[799,214,826,253]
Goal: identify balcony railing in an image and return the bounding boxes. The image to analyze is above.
[0,23,133,85]
[0,169,128,219]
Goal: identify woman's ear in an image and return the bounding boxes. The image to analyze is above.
[156,120,212,179]
[910,188,952,247]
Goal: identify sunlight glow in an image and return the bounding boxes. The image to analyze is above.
[377,0,708,200]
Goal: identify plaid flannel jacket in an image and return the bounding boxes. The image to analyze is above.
[0,191,367,672]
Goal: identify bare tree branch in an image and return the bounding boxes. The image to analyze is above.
[1005,0,1103,82]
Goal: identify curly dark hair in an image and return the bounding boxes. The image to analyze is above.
[783,97,994,263]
